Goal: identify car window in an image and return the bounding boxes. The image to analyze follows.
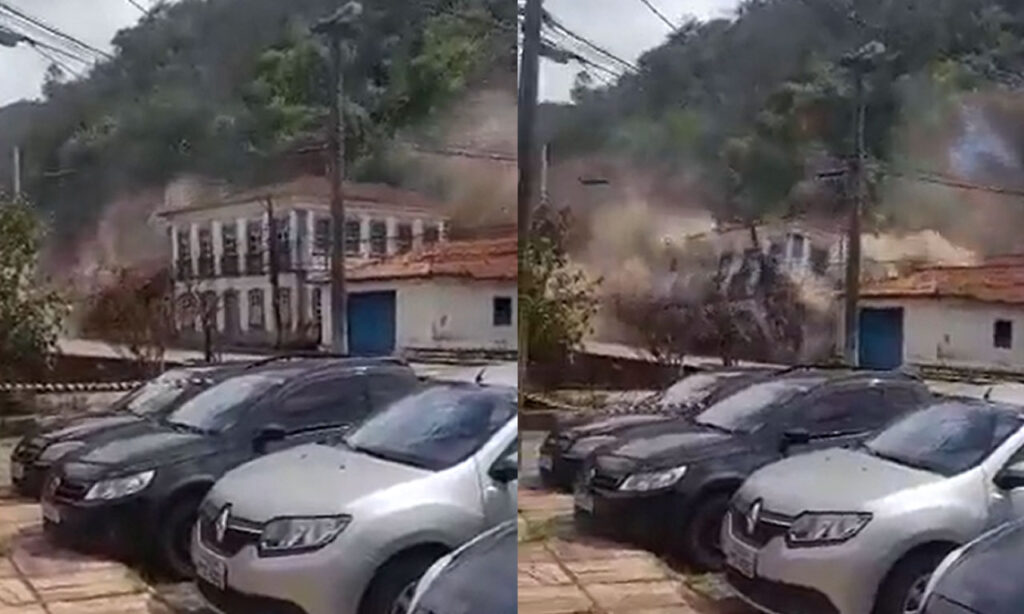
[344,385,517,471]
[164,373,284,433]
[864,401,1024,476]
[800,388,885,433]
[651,373,726,408]
[112,378,194,417]
[275,375,368,430]
[694,378,823,434]
[366,372,419,410]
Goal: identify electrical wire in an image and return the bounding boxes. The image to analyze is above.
[636,0,678,32]
[541,9,639,73]
[125,0,148,13]
[542,31,624,79]
[30,43,81,79]
[0,1,112,60]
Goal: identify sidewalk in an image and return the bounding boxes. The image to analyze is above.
[518,489,750,614]
[0,492,204,614]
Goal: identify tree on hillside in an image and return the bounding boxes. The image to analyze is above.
[0,196,66,380]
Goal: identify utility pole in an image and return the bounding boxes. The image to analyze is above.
[314,2,361,355]
[840,41,884,366]
[12,146,21,197]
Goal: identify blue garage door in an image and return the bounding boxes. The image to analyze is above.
[348,291,397,356]
[858,307,904,369]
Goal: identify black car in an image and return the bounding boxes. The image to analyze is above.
[574,368,932,570]
[11,365,238,499]
[410,520,516,614]
[539,367,781,491]
[922,520,1024,614]
[40,356,419,577]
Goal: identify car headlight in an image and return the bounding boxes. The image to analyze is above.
[618,465,687,492]
[85,470,156,501]
[259,516,351,556]
[787,512,871,546]
[38,441,85,464]
[567,436,616,458]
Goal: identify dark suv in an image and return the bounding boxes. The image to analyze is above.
[12,365,237,499]
[40,356,419,577]
[539,367,780,491]
[574,368,932,570]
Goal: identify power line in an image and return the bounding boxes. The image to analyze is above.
[891,171,1024,199]
[542,32,624,79]
[125,0,148,13]
[30,44,81,79]
[541,10,639,73]
[636,0,677,32]
[0,1,111,60]
[22,35,92,66]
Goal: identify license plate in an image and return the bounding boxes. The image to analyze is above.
[538,455,553,471]
[574,486,594,513]
[724,537,757,578]
[194,545,227,590]
[10,462,23,480]
[41,500,60,524]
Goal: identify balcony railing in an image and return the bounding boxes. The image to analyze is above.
[221,254,240,277]
[175,259,193,281]
[246,253,265,276]
[197,256,215,279]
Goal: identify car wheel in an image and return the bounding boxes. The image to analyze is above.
[359,550,445,614]
[874,547,952,614]
[680,492,731,572]
[157,493,204,579]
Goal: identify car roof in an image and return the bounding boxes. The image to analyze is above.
[218,356,411,381]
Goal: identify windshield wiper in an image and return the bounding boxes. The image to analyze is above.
[348,443,433,470]
[162,420,214,436]
[694,420,734,434]
[865,448,936,473]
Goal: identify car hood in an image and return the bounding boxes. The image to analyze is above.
[206,443,431,521]
[738,448,943,516]
[64,420,216,473]
[931,521,1024,611]
[568,414,675,438]
[596,423,742,469]
[36,413,147,445]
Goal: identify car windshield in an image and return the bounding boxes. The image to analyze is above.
[694,378,817,434]
[864,401,1023,476]
[649,373,727,409]
[344,385,516,471]
[111,374,198,417]
[163,373,283,433]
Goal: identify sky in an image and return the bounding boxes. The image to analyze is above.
[0,0,146,106]
[540,0,742,102]
[0,0,743,106]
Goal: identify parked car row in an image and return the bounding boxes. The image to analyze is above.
[11,356,518,614]
[548,365,1024,614]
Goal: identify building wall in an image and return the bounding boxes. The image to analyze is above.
[342,278,518,351]
[858,297,1024,371]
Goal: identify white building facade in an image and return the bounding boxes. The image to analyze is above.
[160,176,449,350]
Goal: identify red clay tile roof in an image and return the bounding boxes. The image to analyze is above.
[861,261,1024,305]
[348,235,517,282]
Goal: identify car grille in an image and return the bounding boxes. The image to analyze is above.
[12,440,44,464]
[49,476,91,502]
[197,579,308,614]
[727,570,839,614]
[198,510,262,557]
[730,505,793,548]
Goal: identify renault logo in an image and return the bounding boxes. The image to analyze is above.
[746,499,762,536]
[215,505,231,543]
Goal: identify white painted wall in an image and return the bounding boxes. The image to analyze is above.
[347,278,518,351]
[858,297,1024,371]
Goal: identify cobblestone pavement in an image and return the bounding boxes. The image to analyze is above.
[518,488,753,614]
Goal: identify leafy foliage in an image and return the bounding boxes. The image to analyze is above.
[520,207,600,365]
[0,196,66,379]
[10,0,513,240]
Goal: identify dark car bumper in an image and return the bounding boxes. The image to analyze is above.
[11,462,50,499]
[41,497,151,561]
[574,488,678,551]
[538,449,583,492]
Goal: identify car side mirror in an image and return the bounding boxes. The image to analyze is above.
[996,463,1024,491]
[489,456,518,484]
[254,424,287,453]
[780,428,811,453]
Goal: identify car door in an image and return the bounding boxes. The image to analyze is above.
[481,438,518,526]
[261,373,371,452]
